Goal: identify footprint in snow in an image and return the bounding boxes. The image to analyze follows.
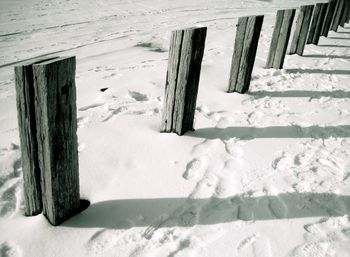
[237,234,258,252]
[252,237,272,257]
[291,216,350,257]
[128,91,149,102]
[0,242,22,257]
[182,157,207,180]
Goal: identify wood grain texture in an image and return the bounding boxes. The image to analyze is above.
[321,0,337,37]
[331,0,344,31]
[340,0,350,27]
[266,9,295,68]
[290,5,314,55]
[228,17,248,92]
[307,3,322,44]
[15,63,43,216]
[309,3,328,45]
[237,15,264,92]
[266,11,284,67]
[228,15,264,93]
[33,56,80,225]
[161,27,207,135]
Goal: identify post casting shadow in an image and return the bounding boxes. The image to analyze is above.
[285,69,350,75]
[64,193,350,229]
[186,125,350,140]
[249,90,350,98]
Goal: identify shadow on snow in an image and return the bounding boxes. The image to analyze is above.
[64,193,350,229]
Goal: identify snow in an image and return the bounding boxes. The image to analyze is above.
[1,0,350,256]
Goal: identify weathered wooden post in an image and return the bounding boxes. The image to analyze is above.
[266,9,295,69]
[289,5,314,55]
[161,27,207,135]
[228,15,264,93]
[321,0,338,37]
[331,0,345,31]
[15,62,43,216]
[32,56,80,225]
[340,0,350,27]
[307,3,328,45]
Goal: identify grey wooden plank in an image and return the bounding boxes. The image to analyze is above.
[331,0,344,31]
[290,5,314,55]
[290,6,306,55]
[321,0,337,37]
[161,27,207,135]
[15,63,43,216]
[296,5,314,55]
[311,3,328,45]
[234,15,264,93]
[33,56,80,225]
[340,0,350,27]
[161,30,184,133]
[266,10,284,68]
[273,9,296,68]
[228,17,248,92]
[307,3,322,44]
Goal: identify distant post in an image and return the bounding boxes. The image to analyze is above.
[307,3,328,45]
[289,5,314,56]
[228,15,264,93]
[331,0,344,31]
[266,9,296,69]
[161,27,207,135]
[321,0,337,37]
[33,56,81,226]
[15,63,43,216]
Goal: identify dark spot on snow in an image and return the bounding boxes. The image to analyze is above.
[100,87,109,92]
[134,42,167,53]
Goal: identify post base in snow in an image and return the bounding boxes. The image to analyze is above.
[161,27,207,136]
[228,15,264,93]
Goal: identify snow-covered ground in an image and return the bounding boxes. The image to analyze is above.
[1,0,350,256]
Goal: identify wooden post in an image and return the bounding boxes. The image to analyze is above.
[289,5,314,55]
[161,27,207,135]
[228,15,264,93]
[266,9,295,69]
[33,56,80,225]
[321,0,338,37]
[331,0,344,31]
[340,0,350,27]
[307,3,328,45]
[15,63,43,216]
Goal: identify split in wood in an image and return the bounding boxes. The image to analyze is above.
[15,56,89,226]
[228,15,264,93]
[266,9,295,69]
[307,3,328,45]
[161,27,207,135]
